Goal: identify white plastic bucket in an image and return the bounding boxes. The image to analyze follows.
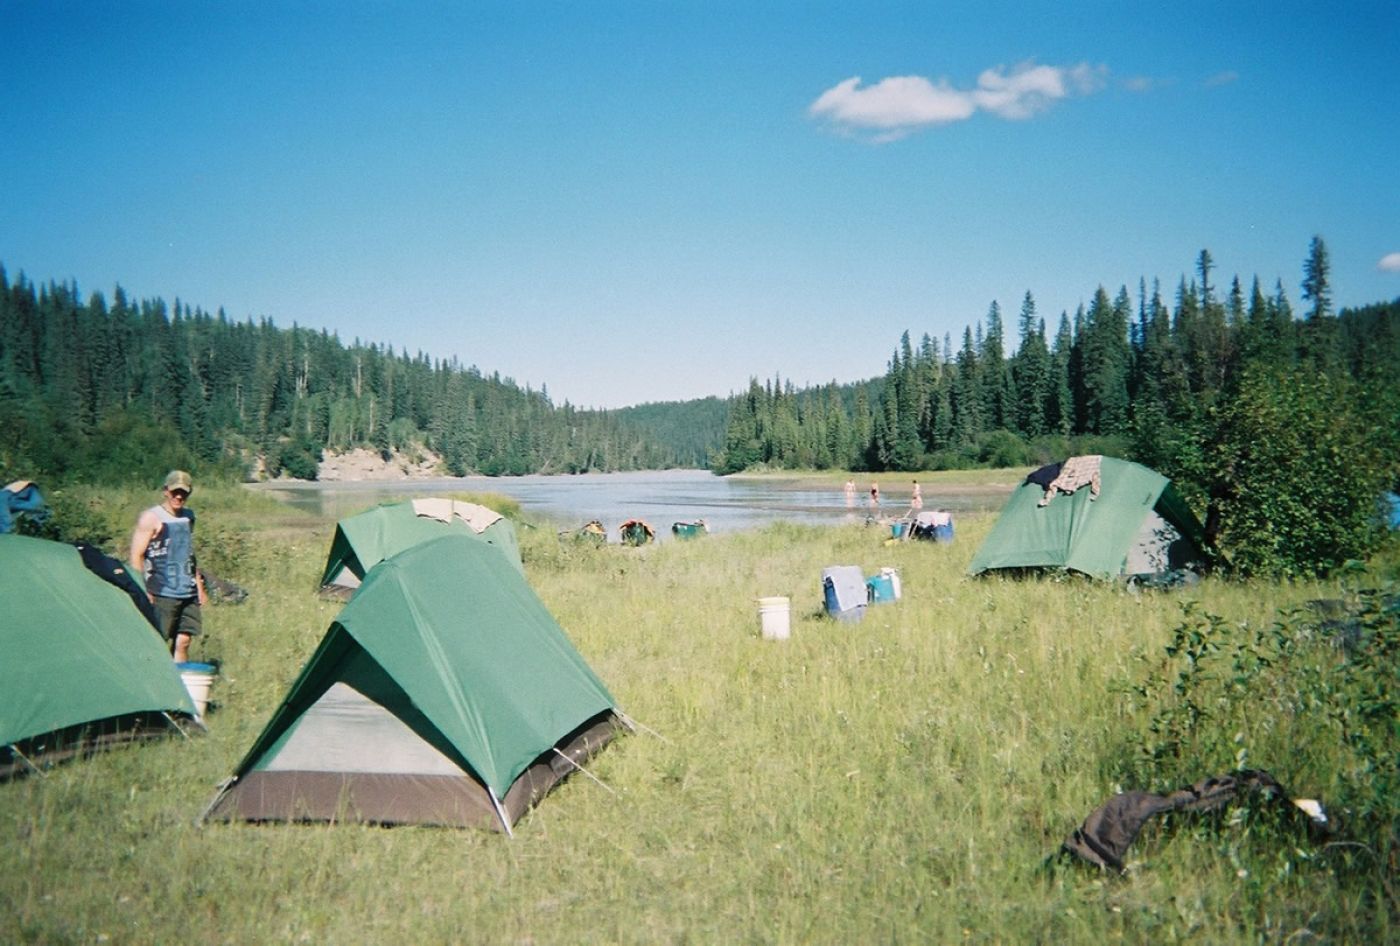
[757,596,791,640]
[177,662,216,718]
[880,567,902,600]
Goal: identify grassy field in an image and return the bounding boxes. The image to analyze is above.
[2,481,1395,944]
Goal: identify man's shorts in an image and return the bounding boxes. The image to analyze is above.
[152,595,202,641]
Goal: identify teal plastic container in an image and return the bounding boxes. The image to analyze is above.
[866,573,896,604]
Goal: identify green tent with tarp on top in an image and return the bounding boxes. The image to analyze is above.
[205,533,621,833]
[1,535,197,779]
[968,456,1211,580]
[319,498,523,595]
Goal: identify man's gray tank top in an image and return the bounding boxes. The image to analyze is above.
[143,504,197,599]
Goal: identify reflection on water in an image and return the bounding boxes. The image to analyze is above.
[249,470,1009,542]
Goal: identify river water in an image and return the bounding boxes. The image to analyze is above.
[248,470,1010,542]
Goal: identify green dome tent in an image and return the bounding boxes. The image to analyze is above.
[1,535,197,779]
[968,456,1211,580]
[319,498,523,594]
[206,533,620,832]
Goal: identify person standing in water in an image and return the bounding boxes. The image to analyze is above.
[911,480,923,511]
[869,482,881,512]
[844,479,856,507]
[130,470,207,663]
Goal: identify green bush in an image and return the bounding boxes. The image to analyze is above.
[974,429,1034,467]
[72,410,205,488]
[13,486,118,548]
[1209,368,1389,577]
[276,441,322,481]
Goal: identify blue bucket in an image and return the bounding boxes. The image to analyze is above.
[175,661,217,673]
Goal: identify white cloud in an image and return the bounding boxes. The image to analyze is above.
[1379,252,1400,273]
[1204,70,1239,88]
[810,61,1107,141]
[809,75,976,134]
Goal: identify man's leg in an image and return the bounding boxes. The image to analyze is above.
[172,599,203,663]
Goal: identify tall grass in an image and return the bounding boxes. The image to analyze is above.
[1,485,1393,944]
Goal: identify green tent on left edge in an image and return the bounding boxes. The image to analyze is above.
[0,535,198,779]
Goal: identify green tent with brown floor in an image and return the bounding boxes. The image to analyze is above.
[206,533,620,832]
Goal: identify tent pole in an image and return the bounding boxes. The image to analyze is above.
[9,745,46,778]
[162,711,197,739]
[552,747,616,795]
[617,711,671,745]
[487,787,514,838]
[195,776,237,827]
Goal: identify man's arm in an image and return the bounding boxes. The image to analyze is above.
[129,510,159,595]
[193,558,207,606]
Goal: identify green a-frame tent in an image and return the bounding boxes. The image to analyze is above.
[207,533,619,832]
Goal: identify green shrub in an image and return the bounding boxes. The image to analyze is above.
[974,430,1034,467]
[1209,368,1389,577]
[276,441,322,481]
[13,486,119,548]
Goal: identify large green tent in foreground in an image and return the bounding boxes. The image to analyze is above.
[319,498,523,594]
[1,535,197,779]
[207,533,620,832]
[968,456,1211,579]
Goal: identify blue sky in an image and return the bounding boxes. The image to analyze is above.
[2,2,1397,408]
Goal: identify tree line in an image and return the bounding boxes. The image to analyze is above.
[0,266,705,485]
[716,239,1398,480]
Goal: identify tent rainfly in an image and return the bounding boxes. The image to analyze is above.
[319,498,523,594]
[968,456,1211,579]
[205,533,621,832]
[1,535,197,779]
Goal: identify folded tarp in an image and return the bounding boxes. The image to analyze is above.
[821,565,867,621]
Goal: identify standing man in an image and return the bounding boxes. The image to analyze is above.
[131,470,206,663]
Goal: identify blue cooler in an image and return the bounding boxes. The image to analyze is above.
[866,573,896,604]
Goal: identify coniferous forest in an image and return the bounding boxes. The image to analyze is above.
[0,265,716,483]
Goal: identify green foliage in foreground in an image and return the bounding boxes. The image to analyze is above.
[2,488,1396,943]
